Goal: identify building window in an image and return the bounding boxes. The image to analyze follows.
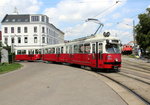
[42,37,45,43]
[4,37,8,44]
[25,19,28,22]
[11,27,14,33]
[24,37,28,43]
[18,37,21,43]
[47,37,49,43]
[4,27,8,33]
[42,27,45,33]
[34,27,37,33]
[42,16,45,22]
[46,17,49,23]
[18,27,21,33]
[11,37,14,43]
[31,16,39,21]
[24,27,28,33]
[17,19,21,22]
[12,19,16,22]
[34,37,37,43]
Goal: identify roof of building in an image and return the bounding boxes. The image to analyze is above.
[1,14,30,23]
[1,14,64,35]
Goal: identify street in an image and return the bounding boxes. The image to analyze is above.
[0,62,126,105]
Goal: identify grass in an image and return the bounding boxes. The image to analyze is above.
[128,54,136,58]
[0,63,22,74]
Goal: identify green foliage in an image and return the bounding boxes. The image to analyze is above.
[0,63,22,74]
[135,8,150,54]
[146,46,150,58]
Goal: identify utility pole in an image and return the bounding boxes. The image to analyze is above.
[133,20,136,55]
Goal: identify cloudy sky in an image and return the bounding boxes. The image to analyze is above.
[0,0,150,44]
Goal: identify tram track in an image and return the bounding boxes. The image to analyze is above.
[96,72,150,105]
[122,62,150,72]
[118,72,150,85]
[121,69,150,81]
[122,65,150,74]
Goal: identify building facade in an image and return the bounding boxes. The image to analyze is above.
[1,14,64,50]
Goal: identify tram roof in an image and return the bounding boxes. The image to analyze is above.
[66,34,120,45]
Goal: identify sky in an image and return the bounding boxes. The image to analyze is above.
[0,0,150,44]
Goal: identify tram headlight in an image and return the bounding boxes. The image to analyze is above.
[115,58,118,62]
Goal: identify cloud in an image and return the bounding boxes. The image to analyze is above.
[0,0,42,23]
[116,18,133,30]
[44,0,127,25]
[43,0,127,41]
[112,13,121,19]
[104,29,133,44]
[65,22,99,40]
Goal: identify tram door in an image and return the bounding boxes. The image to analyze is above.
[28,50,34,60]
[91,42,103,68]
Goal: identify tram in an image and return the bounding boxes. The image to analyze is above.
[14,34,122,71]
[15,47,42,61]
[42,34,122,70]
[122,44,133,55]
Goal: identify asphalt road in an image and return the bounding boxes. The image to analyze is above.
[0,62,127,105]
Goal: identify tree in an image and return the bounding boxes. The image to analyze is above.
[135,8,150,55]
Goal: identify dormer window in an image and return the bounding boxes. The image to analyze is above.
[42,16,45,22]
[12,19,16,22]
[25,19,28,22]
[17,19,21,22]
[31,16,39,21]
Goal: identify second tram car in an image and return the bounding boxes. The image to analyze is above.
[15,48,42,61]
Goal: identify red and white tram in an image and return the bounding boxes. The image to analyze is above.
[15,47,42,61]
[14,34,121,71]
[42,35,122,70]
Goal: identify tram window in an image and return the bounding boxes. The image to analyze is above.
[79,44,84,53]
[69,45,72,54]
[29,50,34,55]
[56,48,60,54]
[22,50,26,54]
[74,45,79,53]
[84,43,91,54]
[106,44,121,53]
[51,48,55,54]
[35,49,39,54]
[17,50,21,55]
[61,47,63,54]
[66,46,69,54]
[45,49,48,54]
[48,48,51,54]
[92,44,96,53]
[39,49,41,54]
[99,43,103,53]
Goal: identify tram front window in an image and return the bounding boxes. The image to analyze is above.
[106,44,121,53]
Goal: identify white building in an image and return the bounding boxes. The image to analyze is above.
[1,14,64,50]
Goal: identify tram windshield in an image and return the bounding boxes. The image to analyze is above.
[105,44,121,53]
